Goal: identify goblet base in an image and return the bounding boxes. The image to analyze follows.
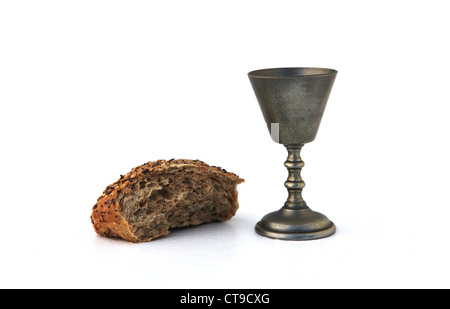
[255,207,336,240]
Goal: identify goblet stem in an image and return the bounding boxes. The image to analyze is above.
[253,143,336,240]
[284,145,308,210]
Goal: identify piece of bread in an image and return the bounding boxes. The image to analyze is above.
[91,159,244,242]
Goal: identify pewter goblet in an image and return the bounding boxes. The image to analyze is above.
[248,67,337,240]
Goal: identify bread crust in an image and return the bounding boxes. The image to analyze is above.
[91,159,244,242]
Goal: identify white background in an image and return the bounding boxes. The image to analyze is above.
[1,0,449,289]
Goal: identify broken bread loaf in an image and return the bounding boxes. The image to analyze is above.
[91,159,244,242]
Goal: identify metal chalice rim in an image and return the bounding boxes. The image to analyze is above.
[248,67,338,79]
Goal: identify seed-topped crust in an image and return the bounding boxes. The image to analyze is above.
[91,159,244,242]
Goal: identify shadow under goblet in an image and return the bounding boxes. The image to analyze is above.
[248,67,337,240]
